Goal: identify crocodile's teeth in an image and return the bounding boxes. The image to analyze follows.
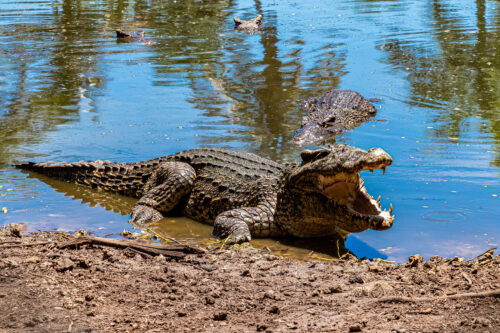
[389,203,393,215]
[376,196,381,206]
[382,166,386,175]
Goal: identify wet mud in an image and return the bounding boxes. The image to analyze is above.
[0,226,498,332]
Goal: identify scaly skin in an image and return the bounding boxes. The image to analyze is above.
[293,90,378,145]
[16,145,394,244]
[233,14,262,34]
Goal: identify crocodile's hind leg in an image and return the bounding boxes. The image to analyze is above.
[213,201,276,244]
[130,162,196,224]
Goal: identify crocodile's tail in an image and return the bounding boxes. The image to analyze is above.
[16,159,161,198]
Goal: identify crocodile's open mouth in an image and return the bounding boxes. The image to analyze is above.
[320,169,394,230]
[291,144,394,231]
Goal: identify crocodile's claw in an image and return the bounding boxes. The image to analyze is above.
[129,205,163,225]
[224,232,251,245]
[213,215,252,245]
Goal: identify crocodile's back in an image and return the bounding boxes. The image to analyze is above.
[300,90,376,115]
[165,148,284,223]
[167,148,283,179]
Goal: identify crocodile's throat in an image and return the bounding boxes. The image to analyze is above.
[319,171,393,230]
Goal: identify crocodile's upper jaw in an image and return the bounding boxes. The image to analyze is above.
[288,144,394,231]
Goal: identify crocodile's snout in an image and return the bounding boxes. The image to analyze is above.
[361,147,393,174]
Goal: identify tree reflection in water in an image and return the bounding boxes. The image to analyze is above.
[377,0,499,166]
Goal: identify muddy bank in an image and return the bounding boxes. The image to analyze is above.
[0,226,499,332]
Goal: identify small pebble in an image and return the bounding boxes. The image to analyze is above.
[269,305,280,314]
[213,312,227,321]
[349,324,362,332]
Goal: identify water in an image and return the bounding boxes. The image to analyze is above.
[0,0,498,262]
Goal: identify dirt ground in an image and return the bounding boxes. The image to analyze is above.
[0,225,499,332]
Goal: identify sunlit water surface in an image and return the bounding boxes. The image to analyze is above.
[0,0,498,262]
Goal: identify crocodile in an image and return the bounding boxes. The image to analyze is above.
[16,145,394,244]
[293,90,380,146]
[233,14,263,34]
[115,29,152,44]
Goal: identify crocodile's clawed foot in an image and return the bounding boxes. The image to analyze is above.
[213,216,252,245]
[129,205,163,225]
[224,233,251,245]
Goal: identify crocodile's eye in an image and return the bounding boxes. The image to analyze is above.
[320,114,336,127]
[300,148,329,162]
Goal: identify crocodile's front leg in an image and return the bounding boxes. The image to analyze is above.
[213,200,277,244]
[130,162,196,224]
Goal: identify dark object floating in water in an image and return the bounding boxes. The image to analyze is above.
[293,90,380,146]
[115,29,152,44]
[234,14,263,34]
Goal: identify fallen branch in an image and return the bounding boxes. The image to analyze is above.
[375,289,500,303]
[0,241,52,249]
[58,236,204,260]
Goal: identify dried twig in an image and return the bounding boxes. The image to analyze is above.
[145,227,180,244]
[476,247,496,259]
[475,247,496,263]
[0,240,22,245]
[0,241,52,249]
[375,289,500,303]
[462,272,472,286]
